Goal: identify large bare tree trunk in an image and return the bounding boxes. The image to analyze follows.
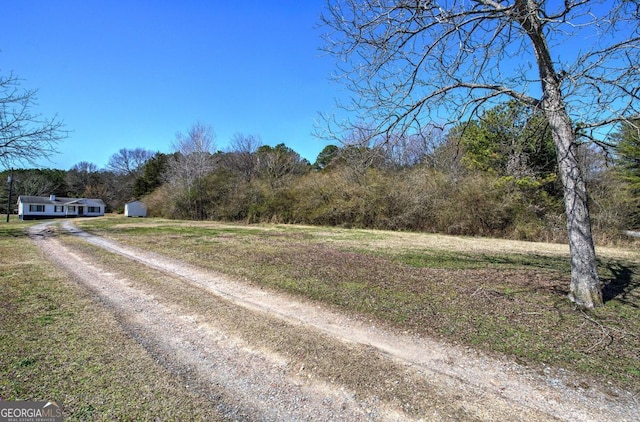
[517,0,603,307]
[546,101,603,308]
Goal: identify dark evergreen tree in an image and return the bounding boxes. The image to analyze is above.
[134,153,170,198]
[613,119,640,227]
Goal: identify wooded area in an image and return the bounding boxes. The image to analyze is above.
[2,112,638,245]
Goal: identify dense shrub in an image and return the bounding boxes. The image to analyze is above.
[137,136,636,245]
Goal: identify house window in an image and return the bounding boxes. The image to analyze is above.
[68,206,76,212]
[88,206,100,213]
[54,205,64,212]
[29,205,45,212]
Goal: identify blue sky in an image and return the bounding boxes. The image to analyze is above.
[1,1,341,170]
[2,1,633,171]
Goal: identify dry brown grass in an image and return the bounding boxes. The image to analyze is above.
[77,216,640,395]
[0,223,225,421]
[56,235,496,420]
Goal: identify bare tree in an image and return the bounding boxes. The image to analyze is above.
[256,143,310,187]
[66,161,103,198]
[104,148,157,209]
[18,172,59,196]
[224,133,263,182]
[106,148,155,176]
[321,0,640,308]
[70,161,99,173]
[168,122,217,219]
[337,126,387,181]
[170,122,216,181]
[0,71,67,168]
[381,126,447,168]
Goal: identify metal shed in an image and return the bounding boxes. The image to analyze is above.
[124,200,147,217]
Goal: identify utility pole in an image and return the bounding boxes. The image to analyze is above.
[6,171,14,223]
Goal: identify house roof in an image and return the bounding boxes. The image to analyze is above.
[17,196,105,206]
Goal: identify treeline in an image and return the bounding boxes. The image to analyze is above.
[1,148,158,215]
[2,104,639,243]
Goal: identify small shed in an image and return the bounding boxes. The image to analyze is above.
[124,200,147,217]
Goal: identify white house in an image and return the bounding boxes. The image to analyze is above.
[124,200,147,217]
[17,195,105,220]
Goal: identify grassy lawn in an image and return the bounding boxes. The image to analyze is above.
[0,220,223,421]
[77,216,640,394]
[2,214,638,416]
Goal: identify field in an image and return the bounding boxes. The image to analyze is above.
[1,215,639,419]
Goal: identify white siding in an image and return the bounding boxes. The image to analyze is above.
[18,196,105,220]
[125,201,147,217]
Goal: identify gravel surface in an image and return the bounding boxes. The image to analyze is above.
[29,221,638,421]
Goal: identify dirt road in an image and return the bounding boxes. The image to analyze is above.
[29,221,637,421]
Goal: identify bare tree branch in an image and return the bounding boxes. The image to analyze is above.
[320,0,639,140]
[0,71,67,168]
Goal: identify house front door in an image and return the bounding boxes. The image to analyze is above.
[78,207,84,216]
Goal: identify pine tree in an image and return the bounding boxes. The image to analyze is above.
[614,119,640,227]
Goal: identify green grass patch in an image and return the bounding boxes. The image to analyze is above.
[393,249,572,271]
